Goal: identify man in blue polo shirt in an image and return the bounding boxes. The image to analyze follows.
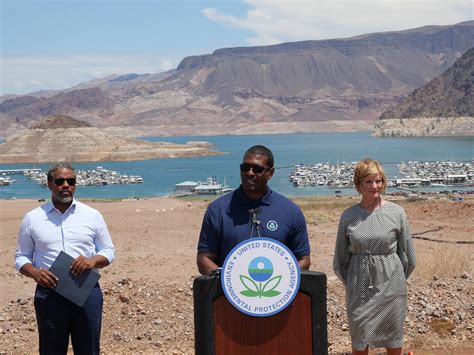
[197,145,311,275]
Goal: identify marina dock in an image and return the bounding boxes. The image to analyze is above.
[0,169,41,186]
[23,167,144,187]
[396,161,473,187]
[289,162,355,188]
[0,168,42,175]
[289,160,474,189]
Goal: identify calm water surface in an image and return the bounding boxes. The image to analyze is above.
[0,132,472,199]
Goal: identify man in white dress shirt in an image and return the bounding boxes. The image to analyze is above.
[15,162,115,355]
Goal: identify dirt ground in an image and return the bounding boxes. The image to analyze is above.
[0,194,472,353]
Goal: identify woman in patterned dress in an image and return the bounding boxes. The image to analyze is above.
[333,158,416,355]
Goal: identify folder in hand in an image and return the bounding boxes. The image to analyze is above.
[49,251,101,307]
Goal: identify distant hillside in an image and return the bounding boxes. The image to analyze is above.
[0,88,115,133]
[1,21,474,137]
[0,116,220,163]
[373,47,474,137]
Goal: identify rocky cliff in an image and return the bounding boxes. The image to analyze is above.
[373,47,474,137]
[1,21,474,137]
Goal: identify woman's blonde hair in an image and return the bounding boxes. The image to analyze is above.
[353,158,387,193]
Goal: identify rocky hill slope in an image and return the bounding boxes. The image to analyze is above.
[1,21,474,137]
[373,47,474,137]
[30,114,92,129]
[0,116,220,163]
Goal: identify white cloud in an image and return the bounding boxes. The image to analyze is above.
[159,60,174,71]
[203,0,472,46]
[0,54,179,95]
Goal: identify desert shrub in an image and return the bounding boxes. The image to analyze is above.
[414,242,472,278]
[293,196,356,224]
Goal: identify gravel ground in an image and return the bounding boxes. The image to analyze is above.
[0,196,472,353]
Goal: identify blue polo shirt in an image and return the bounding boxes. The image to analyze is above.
[198,186,310,266]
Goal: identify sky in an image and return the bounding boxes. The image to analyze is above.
[1,0,472,96]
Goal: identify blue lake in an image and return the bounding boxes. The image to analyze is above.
[0,132,473,199]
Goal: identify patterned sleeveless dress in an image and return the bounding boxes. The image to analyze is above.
[333,201,416,350]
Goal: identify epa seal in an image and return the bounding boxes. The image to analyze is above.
[266,220,278,231]
[221,237,300,317]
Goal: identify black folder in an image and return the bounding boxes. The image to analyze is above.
[49,251,101,307]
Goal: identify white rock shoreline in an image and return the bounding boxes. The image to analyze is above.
[373,116,474,137]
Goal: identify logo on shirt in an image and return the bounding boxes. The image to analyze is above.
[221,237,300,317]
[266,220,278,231]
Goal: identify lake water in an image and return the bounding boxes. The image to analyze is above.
[0,132,472,199]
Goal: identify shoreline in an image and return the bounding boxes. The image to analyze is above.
[1,188,472,202]
[1,123,375,140]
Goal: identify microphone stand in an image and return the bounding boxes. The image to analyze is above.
[248,208,262,238]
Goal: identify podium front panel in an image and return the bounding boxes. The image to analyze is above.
[194,270,327,355]
[214,292,312,354]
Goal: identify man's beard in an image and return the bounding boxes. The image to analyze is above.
[58,195,73,203]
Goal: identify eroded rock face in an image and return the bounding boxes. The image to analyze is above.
[373,47,474,137]
[373,117,474,137]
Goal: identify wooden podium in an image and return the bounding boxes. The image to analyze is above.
[193,270,327,355]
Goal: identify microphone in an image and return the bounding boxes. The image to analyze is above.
[248,208,262,227]
[248,208,262,215]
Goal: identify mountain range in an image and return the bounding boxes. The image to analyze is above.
[1,21,473,137]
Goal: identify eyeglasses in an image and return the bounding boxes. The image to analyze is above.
[239,163,270,174]
[54,178,76,186]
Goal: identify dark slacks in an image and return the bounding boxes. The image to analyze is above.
[34,284,103,355]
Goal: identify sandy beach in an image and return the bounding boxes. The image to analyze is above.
[0,195,472,353]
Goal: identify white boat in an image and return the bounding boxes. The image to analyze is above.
[0,177,11,186]
[172,176,231,196]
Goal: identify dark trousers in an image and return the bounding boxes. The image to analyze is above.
[34,284,103,355]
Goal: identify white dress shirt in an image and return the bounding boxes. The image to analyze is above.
[15,199,116,271]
